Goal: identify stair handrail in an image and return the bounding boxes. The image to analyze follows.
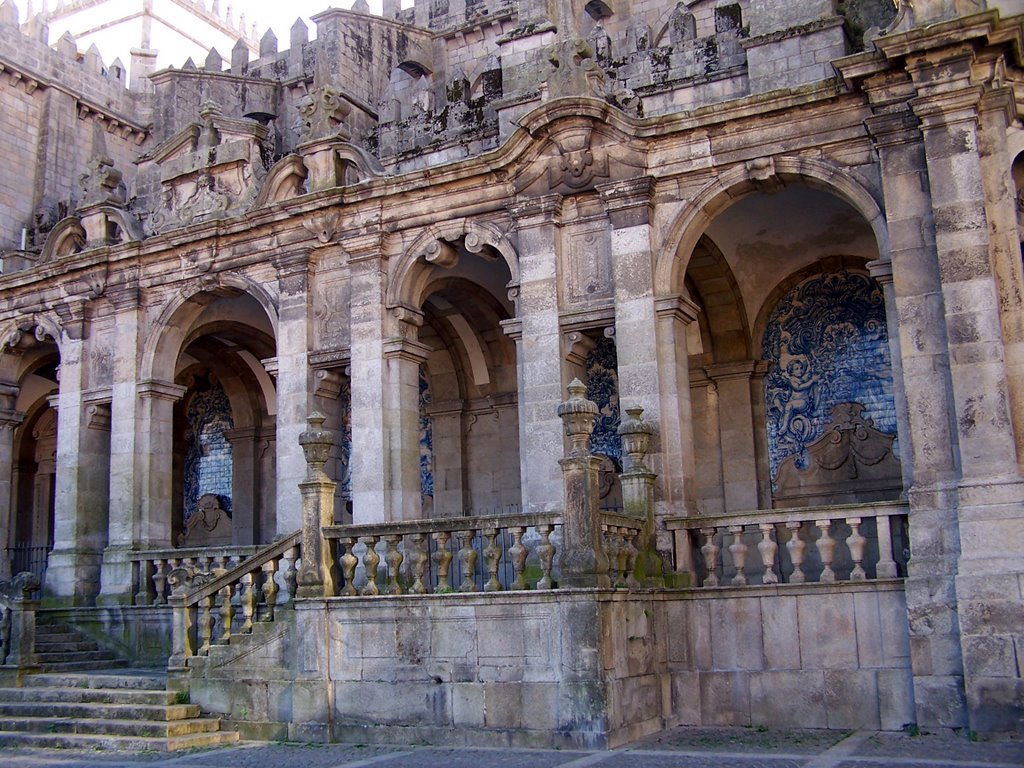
[168,530,301,668]
[0,571,41,668]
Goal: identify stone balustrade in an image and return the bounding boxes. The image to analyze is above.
[166,532,300,668]
[130,544,263,605]
[321,511,644,595]
[666,501,909,588]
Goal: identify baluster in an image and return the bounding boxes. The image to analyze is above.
[846,517,866,580]
[361,536,381,596]
[218,584,233,644]
[198,594,215,654]
[135,559,152,606]
[875,514,898,578]
[282,546,299,601]
[815,519,836,583]
[536,524,555,590]
[239,573,256,633]
[433,531,454,592]
[482,527,502,592]
[785,521,806,583]
[339,537,358,596]
[456,529,478,592]
[758,524,779,585]
[728,525,748,585]
[409,533,429,594]
[261,559,279,621]
[605,526,622,588]
[623,527,641,590]
[384,535,404,595]
[151,559,168,605]
[507,526,529,591]
[700,527,720,587]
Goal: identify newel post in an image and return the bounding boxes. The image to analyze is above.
[0,572,40,669]
[296,413,337,598]
[557,379,610,588]
[618,406,664,587]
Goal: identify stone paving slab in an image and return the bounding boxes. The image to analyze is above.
[0,728,1021,768]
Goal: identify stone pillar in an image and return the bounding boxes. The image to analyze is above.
[272,249,316,534]
[383,330,431,521]
[224,427,260,544]
[99,287,142,604]
[653,296,700,519]
[557,379,610,588]
[617,406,663,586]
[912,73,1024,731]
[1,572,40,668]
[705,362,761,512]
[136,380,186,546]
[46,303,110,606]
[296,413,336,599]
[508,196,565,513]
[348,245,389,524]
[0,388,24,581]
[865,105,966,728]
[428,401,466,516]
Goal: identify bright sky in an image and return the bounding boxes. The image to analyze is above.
[9,1,388,73]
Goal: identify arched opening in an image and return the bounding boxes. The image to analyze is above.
[164,292,278,547]
[677,182,897,513]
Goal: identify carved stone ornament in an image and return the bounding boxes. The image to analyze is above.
[544,37,640,117]
[298,85,353,143]
[548,124,609,191]
[299,411,335,480]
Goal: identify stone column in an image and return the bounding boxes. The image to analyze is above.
[223,427,260,544]
[705,362,761,512]
[99,287,142,604]
[507,196,565,513]
[46,302,110,606]
[653,296,700,519]
[272,249,316,534]
[347,243,389,524]
[136,380,186,546]
[865,105,965,728]
[383,330,431,522]
[296,413,336,598]
[617,406,663,586]
[428,400,466,516]
[913,74,1024,731]
[557,379,610,588]
[0,387,24,581]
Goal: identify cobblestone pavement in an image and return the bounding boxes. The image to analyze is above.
[0,728,1021,768]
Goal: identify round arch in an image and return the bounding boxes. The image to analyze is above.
[656,156,890,293]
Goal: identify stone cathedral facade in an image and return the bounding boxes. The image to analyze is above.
[0,0,1023,747]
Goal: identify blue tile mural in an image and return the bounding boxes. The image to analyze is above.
[339,377,352,499]
[419,367,434,502]
[762,271,897,481]
[586,335,621,468]
[183,378,234,529]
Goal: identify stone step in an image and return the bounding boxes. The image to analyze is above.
[24,671,167,690]
[0,701,201,721]
[33,658,130,672]
[35,640,100,653]
[36,649,119,663]
[0,729,240,752]
[0,686,179,706]
[0,715,223,739]
[33,632,82,643]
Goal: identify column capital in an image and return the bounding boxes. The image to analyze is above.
[509,195,563,228]
[271,247,316,293]
[597,176,654,228]
[107,286,142,312]
[704,360,765,383]
[340,231,385,263]
[53,298,92,341]
[654,295,700,324]
[382,337,432,365]
[138,379,187,402]
[0,408,25,430]
[864,110,922,149]
[867,258,894,286]
[909,85,983,130]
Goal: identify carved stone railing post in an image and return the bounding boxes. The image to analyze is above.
[618,405,664,587]
[557,379,611,588]
[0,572,40,669]
[296,413,337,599]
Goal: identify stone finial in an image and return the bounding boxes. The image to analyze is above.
[231,37,249,72]
[618,406,653,473]
[298,86,352,143]
[351,0,370,12]
[259,28,278,57]
[78,121,125,209]
[299,412,335,480]
[204,47,223,72]
[56,30,76,57]
[182,57,198,70]
[291,17,309,50]
[83,43,103,75]
[0,1,19,27]
[198,100,222,149]
[558,378,598,458]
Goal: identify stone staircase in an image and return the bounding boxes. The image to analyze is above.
[0,621,240,750]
